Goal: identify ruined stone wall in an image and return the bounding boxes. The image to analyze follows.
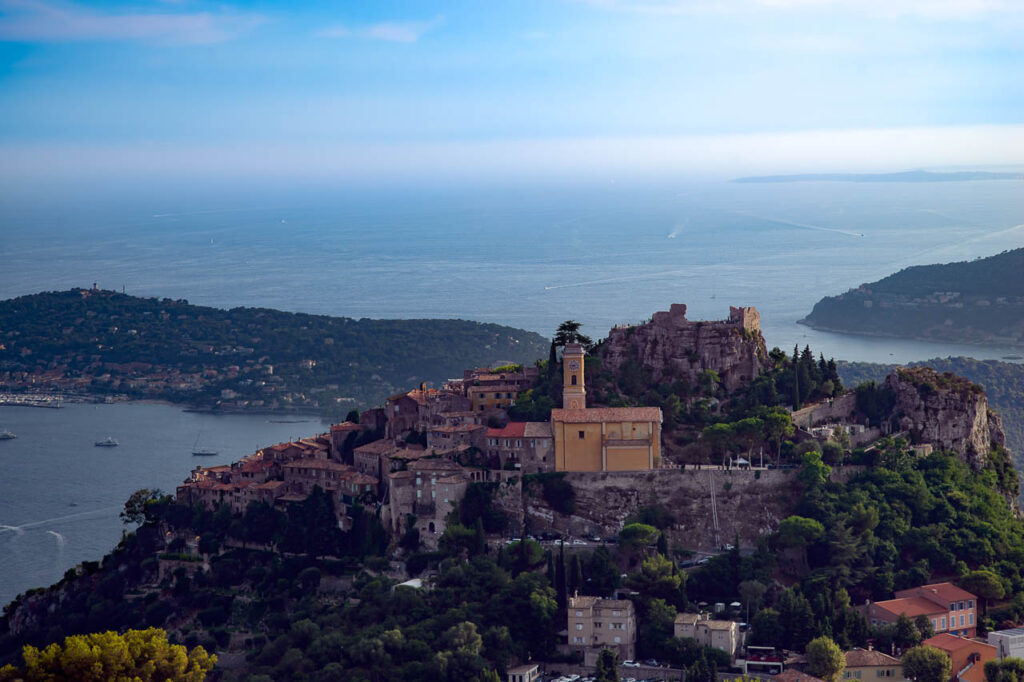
[791,393,859,429]
[601,304,767,394]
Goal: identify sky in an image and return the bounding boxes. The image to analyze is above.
[0,0,1022,185]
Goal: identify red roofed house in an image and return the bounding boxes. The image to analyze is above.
[865,583,978,638]
[923,633,997,682]
[486,422,554,472]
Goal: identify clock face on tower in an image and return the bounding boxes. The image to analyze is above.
[568,360,580,371]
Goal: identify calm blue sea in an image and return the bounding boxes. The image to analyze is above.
[1,177,1023,607]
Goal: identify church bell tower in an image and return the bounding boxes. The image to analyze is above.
[562,342,586,410]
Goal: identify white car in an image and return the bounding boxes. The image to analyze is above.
[571,538,588,546]
[623,660,641,667]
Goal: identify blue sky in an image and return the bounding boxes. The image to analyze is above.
[0,0,1022,183]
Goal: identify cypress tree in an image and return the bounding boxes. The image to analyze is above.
[792,345,801,410]
[547,340,558,379]
[556,541,567,613]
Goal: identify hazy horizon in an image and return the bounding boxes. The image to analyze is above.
[1,0,1022,188]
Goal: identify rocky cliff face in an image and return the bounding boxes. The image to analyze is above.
[885,366,1005,470]
[600,304,767,393]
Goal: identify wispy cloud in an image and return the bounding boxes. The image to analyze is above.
[577,0,1024,19]
[317,16,444,43]
[0,0,264,44]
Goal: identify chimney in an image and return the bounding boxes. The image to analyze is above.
[867,643,873,651]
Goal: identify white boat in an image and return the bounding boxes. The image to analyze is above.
[95,437,119,447]
[0,429,15,440]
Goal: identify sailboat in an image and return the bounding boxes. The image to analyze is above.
[191,427,218,457]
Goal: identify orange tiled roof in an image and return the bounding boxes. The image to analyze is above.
[487,422,528,438]
[898,582,977,602]
[845,649,901,668]
[873,597,946,619]
[923,634,989,653]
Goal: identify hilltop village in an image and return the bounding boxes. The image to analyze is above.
[6,303,1024,682]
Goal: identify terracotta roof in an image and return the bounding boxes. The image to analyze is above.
[898,582,977,602]
[354,439,397,455]
[330,421,362,432]
[388,470,416,480]
[524,422,552,438]
[675,613,701,624]
[924,634,992,653]
[703,620,736,630]
[487,422,528,438]
[255,481,288,490]
[594,598,633,610]
[845,649,901,668]
[283,459,353,472]
[874,597,946,619]
[551,407,663,423]
[773,671,825,682]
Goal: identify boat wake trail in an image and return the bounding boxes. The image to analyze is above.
[47,530,66,549]
[0,506,122,534]
[737,212,865,237]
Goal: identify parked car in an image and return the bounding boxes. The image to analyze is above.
[623,660,641,668]
[571,538,588,546]
[643,658,659,667]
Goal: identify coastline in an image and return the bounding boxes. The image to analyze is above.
[797,318,1024,356]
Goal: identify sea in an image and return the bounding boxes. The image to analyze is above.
[1,176,1022,606]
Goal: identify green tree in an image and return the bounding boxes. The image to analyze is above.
[984,657,1024,682]
[554,320,593,350]
[960,570,1006,621]
[902,646,952,682]
[806,636,846,682]
[738,580,768,624]
[3,628,215,682]
[595,648,620,682]
[751,607,784,647]
[121,488,165,526]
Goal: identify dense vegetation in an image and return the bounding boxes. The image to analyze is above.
[688,442,1024,656]
[838,357,1024,466]
[802,248,1024,346]
[0,289,548,415]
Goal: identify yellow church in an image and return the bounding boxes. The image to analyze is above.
[551,343,662,472]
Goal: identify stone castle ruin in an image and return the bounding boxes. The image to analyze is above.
[602,304,767,393]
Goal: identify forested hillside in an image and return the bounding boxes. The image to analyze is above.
[0,289,549,415]
[803,248,1024,346]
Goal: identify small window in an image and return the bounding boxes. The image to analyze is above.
[614,636,621,643]
[969,600,975,609]
[959,601,965,611]
[576,610,583,617]
[969,614,974,625]
[579,431,585,439]
[575,623,583,630]
[950,603,956,611]
[941,618,946,629]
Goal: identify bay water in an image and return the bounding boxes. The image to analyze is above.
[1,177,1022,607]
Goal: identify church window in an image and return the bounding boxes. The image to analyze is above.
[579,431,585,439]
[571,375,577,385]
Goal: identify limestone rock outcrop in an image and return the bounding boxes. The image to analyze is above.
[600,304,767,393]
[884,366,1005,470]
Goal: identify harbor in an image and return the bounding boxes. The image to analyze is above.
[0,393,63,409]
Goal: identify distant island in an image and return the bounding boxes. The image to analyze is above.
[734,169,1024,183]
[0,288,548,417]
[801,248,1024,347]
